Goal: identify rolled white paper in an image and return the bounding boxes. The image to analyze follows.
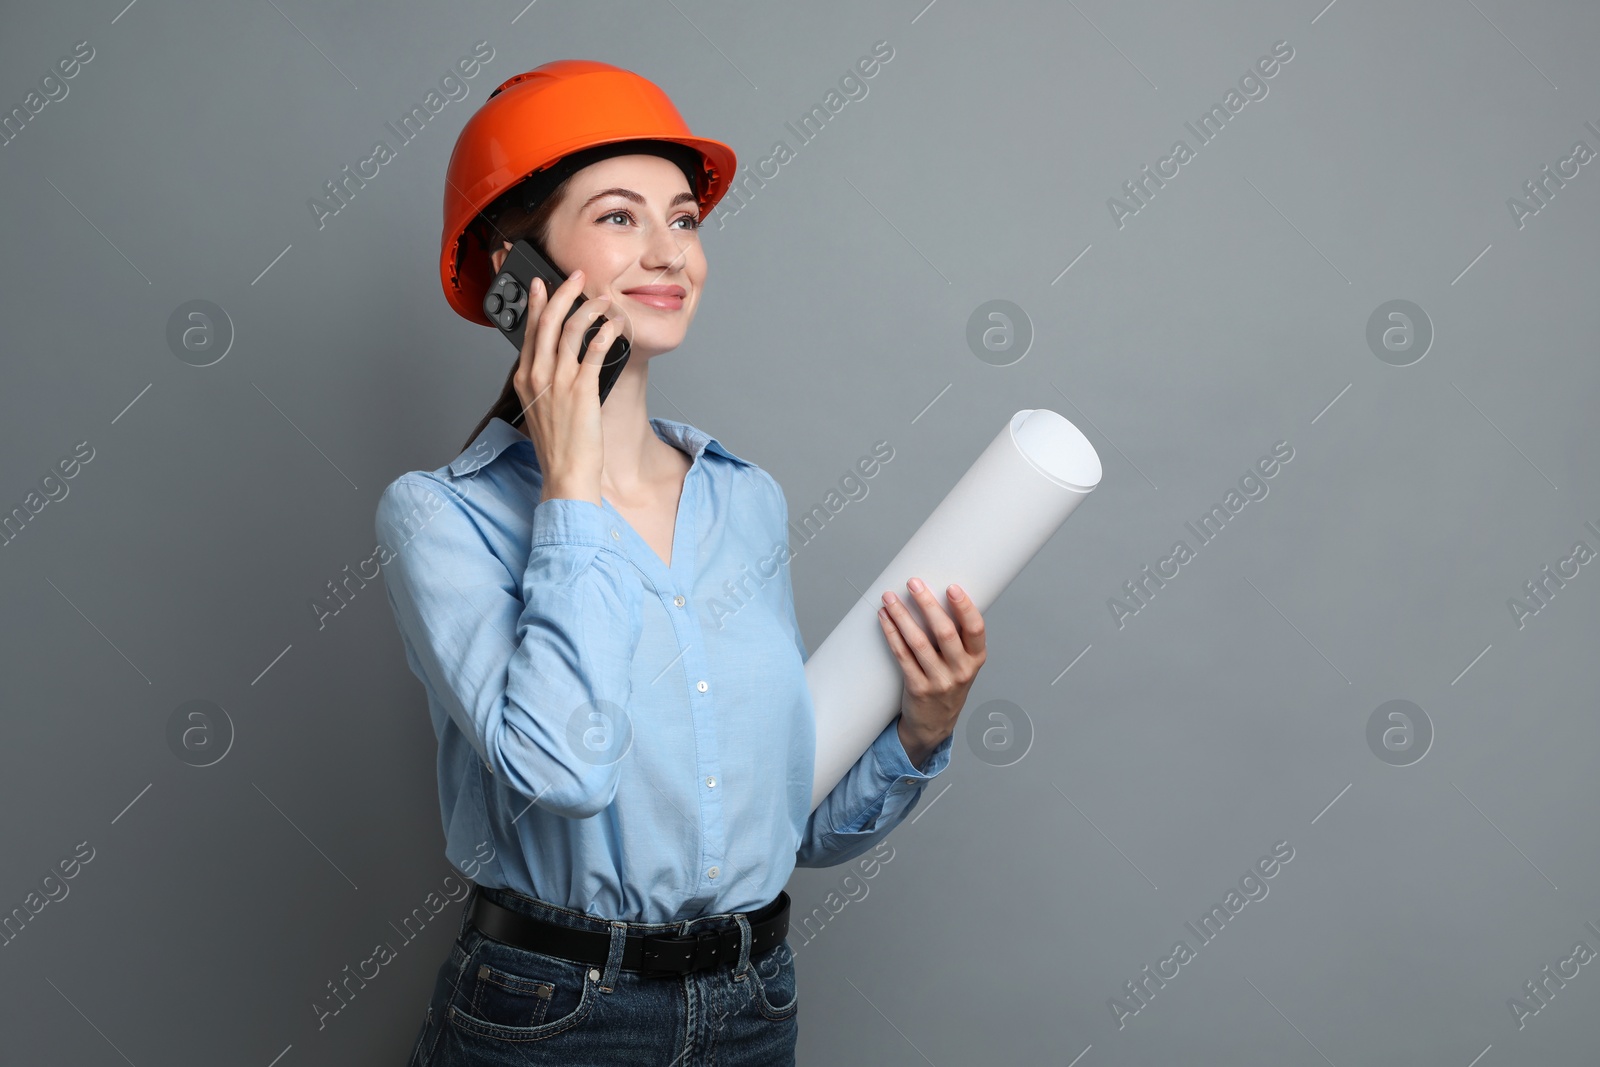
[808,409,1103,810]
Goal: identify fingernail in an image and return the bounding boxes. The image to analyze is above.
[882,591,896,605]
[950,583,965,600]
[908,577,925,593]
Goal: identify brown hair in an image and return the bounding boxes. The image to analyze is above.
[458,178,574,453]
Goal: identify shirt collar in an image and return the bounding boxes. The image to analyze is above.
[447,415,757,477]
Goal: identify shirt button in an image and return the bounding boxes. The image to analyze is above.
[610,528,620,540]
[696,680,708,693]
[674,595,685,607]
[706,776,716,788]
[707,866,720,879]
[588,967,601,982]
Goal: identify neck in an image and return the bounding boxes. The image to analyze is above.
[520,355,680,500]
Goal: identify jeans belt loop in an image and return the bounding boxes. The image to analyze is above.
[599,920,628,993]
[733,912,753,980]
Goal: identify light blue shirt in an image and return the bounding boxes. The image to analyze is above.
[375,415,952,923]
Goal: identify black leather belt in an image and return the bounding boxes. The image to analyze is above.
[468,889,790,976]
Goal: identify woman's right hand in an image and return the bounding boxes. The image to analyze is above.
[512,267,627,506]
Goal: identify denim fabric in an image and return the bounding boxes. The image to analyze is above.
[407,883,797,1066]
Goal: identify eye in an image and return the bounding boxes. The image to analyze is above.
[595,208,700,230]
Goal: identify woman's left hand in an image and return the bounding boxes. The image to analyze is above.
[878,578,988,770]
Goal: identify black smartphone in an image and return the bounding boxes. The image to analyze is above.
[481,238,632,411]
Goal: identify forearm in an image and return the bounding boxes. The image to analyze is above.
[897,715,946,772]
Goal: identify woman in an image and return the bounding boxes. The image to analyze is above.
[378,60,988,1066]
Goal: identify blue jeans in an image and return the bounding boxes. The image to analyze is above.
[407,883,798,1066]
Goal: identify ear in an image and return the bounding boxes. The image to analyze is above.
[489,240,512,274]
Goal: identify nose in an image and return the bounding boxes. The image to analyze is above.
[642,221,691,274]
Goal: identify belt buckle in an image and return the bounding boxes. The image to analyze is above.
[691,928,725,971]
[641,928,723,974]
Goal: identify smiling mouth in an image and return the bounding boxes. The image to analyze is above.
[621,291,686,310]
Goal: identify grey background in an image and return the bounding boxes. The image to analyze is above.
[2,0,1597,1064]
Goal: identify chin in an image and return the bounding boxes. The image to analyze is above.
[630,326,688,356]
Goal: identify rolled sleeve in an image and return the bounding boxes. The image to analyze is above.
[529,495,613,551]
[796,718,953,868]
[872,718,954,783]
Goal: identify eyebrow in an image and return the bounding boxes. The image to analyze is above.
[579,188,699,212]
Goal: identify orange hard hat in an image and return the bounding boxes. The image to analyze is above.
[439,59,737,327]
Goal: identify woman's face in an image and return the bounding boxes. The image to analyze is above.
[492,153,706,361]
